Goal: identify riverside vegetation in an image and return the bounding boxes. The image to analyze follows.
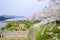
[0,21,60,40]
[0,21,39,40]
[1,21,39,31]
[34,23,60,40]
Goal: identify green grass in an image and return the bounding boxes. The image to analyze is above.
[34,23,60,40]
[1,21,39,31]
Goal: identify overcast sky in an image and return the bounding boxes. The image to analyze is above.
[0,0,49,16]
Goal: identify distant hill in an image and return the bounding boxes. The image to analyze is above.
[0,15,24,21]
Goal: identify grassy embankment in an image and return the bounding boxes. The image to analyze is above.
[0,21,39,40]
[2,21,60,40]
[34,23,60,40]
[1,21,39,31]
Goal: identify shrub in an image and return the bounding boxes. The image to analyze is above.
[8,26,19,31]
[34,24,60,40]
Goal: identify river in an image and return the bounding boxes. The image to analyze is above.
[0,21,7,29]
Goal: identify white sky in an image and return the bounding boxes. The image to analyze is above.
[0,0,50,16]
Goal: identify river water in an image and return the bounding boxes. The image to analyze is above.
[0,21,7,29]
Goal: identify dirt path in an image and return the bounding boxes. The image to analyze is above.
[0,31,29,40]
[29,28,36,40]
[2,31,29,37]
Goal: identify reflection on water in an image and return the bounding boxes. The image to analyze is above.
[0,21,7,29]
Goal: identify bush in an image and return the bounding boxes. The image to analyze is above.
[8,26,19,31]
[1,22,16,30]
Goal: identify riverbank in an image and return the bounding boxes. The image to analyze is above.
[0,30,29,40]
[2,31,29,37]
[0,37,28,40]
[0,21,7,29]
